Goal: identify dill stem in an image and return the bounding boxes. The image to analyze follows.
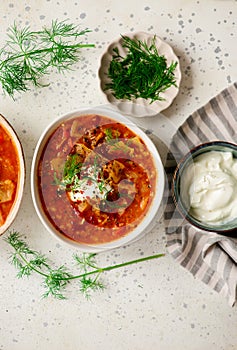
[63,253,165,281]
[16,249,49,278]
[0,43,95,67]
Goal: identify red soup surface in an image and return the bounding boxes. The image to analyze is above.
[38,114,157,245]
[0,125,19,226]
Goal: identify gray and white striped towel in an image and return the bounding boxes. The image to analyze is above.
[164,83,237,306]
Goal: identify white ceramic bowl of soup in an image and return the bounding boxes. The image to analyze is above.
[31,107,165,252]
[0,114,25,236]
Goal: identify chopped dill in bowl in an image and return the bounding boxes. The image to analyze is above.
[104,35,178,103]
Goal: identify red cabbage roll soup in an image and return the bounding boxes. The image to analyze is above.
[0,114,25,236]
[37,114,159,245]
[0,125,19,226]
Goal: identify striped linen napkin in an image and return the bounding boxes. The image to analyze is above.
[164,83,237,306]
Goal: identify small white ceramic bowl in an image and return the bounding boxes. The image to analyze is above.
[31,107,165,252]
[172,141,237,235]
[0,114,25,236]
[98,32,181,118]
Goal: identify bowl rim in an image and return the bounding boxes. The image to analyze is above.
[0,114,25,236]
[172,140,237,233]
[31,106,165,251]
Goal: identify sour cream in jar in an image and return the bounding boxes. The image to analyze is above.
[180,151,237,225]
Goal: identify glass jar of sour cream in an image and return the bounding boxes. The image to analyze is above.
[180,150,237,225]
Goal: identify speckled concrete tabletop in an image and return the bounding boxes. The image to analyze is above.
[0,1,236,349]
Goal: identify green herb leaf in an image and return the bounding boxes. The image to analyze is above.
[0,20,95,97]
[63,154,83,186]
[104,35,178,103]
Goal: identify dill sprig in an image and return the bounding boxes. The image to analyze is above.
[55,153,110,196]
[5,230,165,300]
[0,20,95,97]
[104,35,178,103]
[62,154,83,186]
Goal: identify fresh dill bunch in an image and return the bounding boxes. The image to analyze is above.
[5,230,165,300]
[104,35,178,103]
[0,20,95,97]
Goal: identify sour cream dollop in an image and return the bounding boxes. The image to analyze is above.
[180,151,237,224]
